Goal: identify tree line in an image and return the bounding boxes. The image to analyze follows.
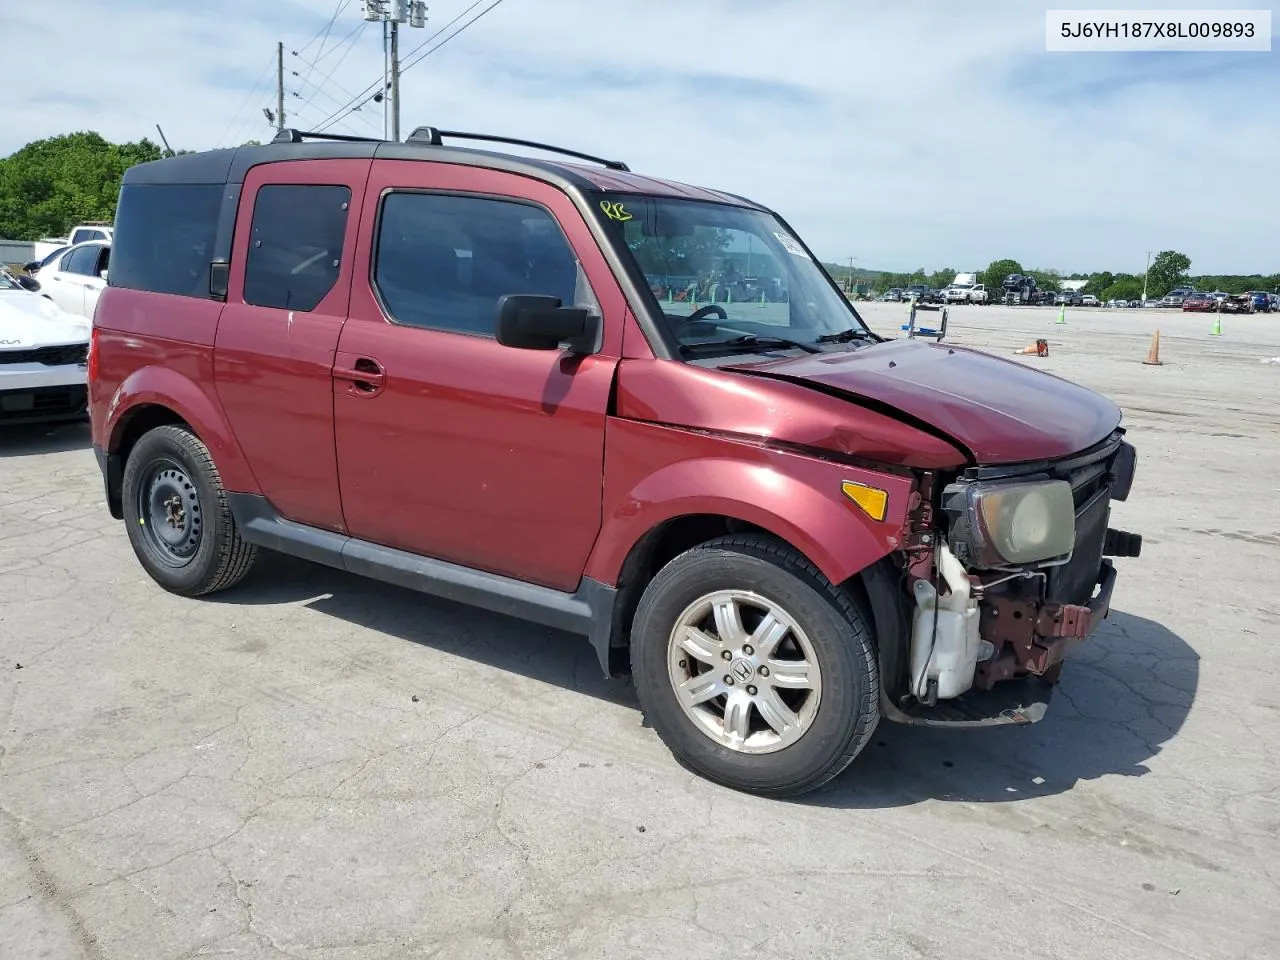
[4,132,1277,300]
[826,252,1278,302]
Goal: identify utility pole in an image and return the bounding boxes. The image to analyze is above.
[1141,250,1153,304]
[363,0,427,141]
[276,41,286,131]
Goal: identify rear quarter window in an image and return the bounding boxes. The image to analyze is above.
[110,184,224,298]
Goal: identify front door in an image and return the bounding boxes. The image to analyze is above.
[213,159,371,533]
[334,161,625,591]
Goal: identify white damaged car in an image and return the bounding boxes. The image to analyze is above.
[0,268,91,425]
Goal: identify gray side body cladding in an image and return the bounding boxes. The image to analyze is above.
[227,494,619,673]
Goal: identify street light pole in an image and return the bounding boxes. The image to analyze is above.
[1141,250,1153,304]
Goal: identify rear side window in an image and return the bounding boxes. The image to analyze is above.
[71,229,106,244]
[373,192,586,336]
[110,184,224,297]
[243,185,350,312]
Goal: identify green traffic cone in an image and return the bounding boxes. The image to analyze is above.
[759,291,766,308]
[1211,314,1222,336]
[1057,303,1067,324]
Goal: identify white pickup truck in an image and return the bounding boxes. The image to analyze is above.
[943,279,989,304]
[31,223,114,263]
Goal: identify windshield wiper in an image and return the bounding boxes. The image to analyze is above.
[679,335,822,356]
[814,327,876,344]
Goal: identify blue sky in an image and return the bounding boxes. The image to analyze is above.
[5,0,1277,274]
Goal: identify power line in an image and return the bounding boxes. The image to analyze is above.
[298,0,352,90]
[401,0,509,74]
[311,0,498,134]
[290,21,369,118]
[295,0,356,55]
[216,53,277,148]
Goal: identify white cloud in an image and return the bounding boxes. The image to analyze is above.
[4,0,1276,274]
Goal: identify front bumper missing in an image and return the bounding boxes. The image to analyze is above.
[882,541,1135,728]
[976,559,1117,689]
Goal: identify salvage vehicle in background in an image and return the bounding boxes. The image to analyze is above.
[1220,294,1255,314]
[89,128,1143,797]
[0,267,90,425]
[1181,292,1216,312]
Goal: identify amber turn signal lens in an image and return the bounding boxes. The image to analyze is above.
[841,480,888,522]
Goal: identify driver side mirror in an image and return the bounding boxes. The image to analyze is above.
[495,295,599,354]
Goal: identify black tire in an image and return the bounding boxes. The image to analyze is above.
[121,425,257,597]
[631,534,879,797]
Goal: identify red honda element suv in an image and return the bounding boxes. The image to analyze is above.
[89,127,1141,796]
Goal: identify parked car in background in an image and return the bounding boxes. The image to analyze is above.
[1054,291,1083,307]
[1161,286,1196,307]
[88,129,1143,797]
[31,223,115,263]
[1181,293,1215,312]
[1105,299,1129,308]
[31,240,110,321]
[881,288,904,301]
[903,284,929,301]
[1220,294,1255,314]
[22,244,72,276]
[1081,294,1099,307]
[943,282,988,304]
[1245,291,1273,313]
[0,267,91,425]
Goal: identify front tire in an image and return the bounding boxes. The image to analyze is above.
[121,425,258,597]
[631,535,879,797]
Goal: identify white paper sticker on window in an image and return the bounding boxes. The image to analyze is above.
[773,232,808,258]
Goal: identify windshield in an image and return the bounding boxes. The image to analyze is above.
[0,271,24,292]
[597,194,871,353]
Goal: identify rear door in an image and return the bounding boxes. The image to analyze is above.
[213,159,371,533]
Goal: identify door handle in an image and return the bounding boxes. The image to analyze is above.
[333,356,385,394]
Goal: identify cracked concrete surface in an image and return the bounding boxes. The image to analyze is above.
[2,304,1278,959]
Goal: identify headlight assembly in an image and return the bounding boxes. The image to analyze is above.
[943,479,1076,568]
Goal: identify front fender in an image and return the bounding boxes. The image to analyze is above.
[586,418,915,587]
[106,362,259,495]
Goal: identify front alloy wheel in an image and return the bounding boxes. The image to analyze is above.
[631,534,880,797]
[668,589,822,753]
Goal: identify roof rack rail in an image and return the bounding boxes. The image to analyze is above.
[271,128,384,145]
[405,127,630,172]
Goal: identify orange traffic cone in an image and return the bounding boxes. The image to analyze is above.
[1015,339,1049,357]
[1143,330,1163,366]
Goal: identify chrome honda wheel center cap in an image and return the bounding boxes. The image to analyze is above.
[730,657,756,684]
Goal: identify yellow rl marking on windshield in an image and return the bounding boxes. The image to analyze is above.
[599,201,633,222]
[841,481,888,522]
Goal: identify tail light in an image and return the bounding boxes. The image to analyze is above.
[86,325,100,383]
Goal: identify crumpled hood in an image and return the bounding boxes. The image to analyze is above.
[727,338,1122,464]
[0,291,91,349]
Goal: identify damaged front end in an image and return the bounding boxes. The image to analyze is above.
[883,431,1142,727]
